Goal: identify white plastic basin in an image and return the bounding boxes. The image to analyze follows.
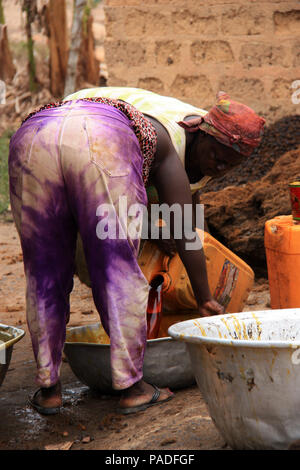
[168,308,300,450]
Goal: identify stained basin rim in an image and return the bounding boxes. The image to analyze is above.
[0,323,25,350]
[167,334,300,349]
[64,337,173,347]
[65,323,173,346]
[168,308,300,349]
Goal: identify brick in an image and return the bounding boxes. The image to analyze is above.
[105,1,279,5]
[155,40,181,65]
[105,0,179,5]
[218,76,265,100]
[105,40,146,67]
[171,9,218,35]
[105,0,142,6]
[124,9,147,36]
[124,9,170,37]
[221,7,267,35]
[191,40,234,64]
[239,43,290,68]
[292,41,300,67]
[273,9,300,34]
[107,72,128,87]
[138,77,165,93]
[270,77,297,100]
[170,74,213,101]
[104,7,122,38]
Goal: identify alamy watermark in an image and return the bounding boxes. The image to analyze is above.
[291,80,300,105]
[0,80,6,105]
[95,197,205,251]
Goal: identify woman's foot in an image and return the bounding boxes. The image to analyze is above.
[28,381,62,415]
[118,380,174,414]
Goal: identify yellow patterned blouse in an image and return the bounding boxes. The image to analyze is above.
[64,87,212,195]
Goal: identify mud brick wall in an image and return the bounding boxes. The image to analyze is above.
[104,0,300,123]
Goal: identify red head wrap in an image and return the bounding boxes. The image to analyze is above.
[178,91,266,157]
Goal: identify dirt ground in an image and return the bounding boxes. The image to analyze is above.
[0,214,271,451]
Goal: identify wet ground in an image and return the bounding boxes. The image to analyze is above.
[0,215,270,451]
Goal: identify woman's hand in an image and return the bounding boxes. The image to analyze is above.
[198,299,225,317]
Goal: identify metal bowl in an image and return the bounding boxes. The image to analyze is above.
[169,308,300,450]
[64,323,195,393]
[0,323,25,387]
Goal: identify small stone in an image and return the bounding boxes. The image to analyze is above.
[160,438,177,446]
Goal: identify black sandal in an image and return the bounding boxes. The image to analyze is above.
[117,384,174,415]
[28,388,62,415]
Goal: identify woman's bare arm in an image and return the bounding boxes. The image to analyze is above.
[148,118,224,316]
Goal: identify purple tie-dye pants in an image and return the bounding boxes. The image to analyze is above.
[8,99,149,390]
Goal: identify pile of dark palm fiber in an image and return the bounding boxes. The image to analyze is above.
[203,115,300,193]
